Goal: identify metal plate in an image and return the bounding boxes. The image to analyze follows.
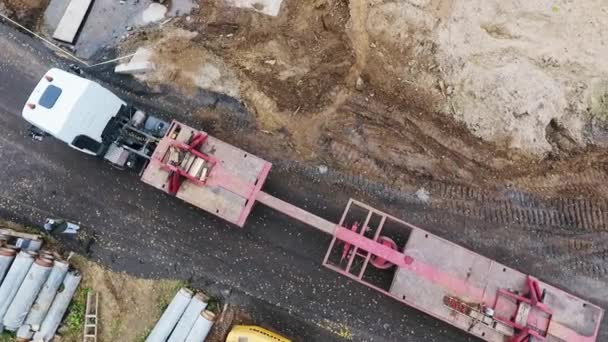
[140,121,271,227]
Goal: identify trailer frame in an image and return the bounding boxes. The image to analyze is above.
[140,120,604,342]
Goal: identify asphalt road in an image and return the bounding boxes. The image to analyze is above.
[0,22,606,342]
[0,23,482,342]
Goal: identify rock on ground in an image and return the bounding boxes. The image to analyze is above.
[141,3,167,25]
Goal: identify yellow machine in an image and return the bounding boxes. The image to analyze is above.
[225,325,291,342]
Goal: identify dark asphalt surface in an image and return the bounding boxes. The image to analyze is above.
[0,21,605,342]
[0,22,476,342]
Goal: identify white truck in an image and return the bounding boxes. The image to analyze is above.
[23,68,170,168]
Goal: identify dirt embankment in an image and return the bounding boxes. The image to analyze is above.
[118,0,608,202]
[0,0,47,26]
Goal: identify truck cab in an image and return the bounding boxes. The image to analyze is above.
[22,68,126,156]
[22,68,169,169]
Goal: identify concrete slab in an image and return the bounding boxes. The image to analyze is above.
[52,0,93,43]
[141,3,167,24]
[225,0,283,16]
[115,46,155,75]
[114,62,155,75]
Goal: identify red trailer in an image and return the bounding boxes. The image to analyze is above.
[141,121,604,342]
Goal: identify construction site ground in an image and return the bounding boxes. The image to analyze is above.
[0,221,282,342]
[1,0,608,341]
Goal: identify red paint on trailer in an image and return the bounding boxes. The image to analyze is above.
[140,122,604,342]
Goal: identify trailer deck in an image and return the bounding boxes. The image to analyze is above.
[324,200,603,342]
[141,120,604,342]
[141,121,271,226]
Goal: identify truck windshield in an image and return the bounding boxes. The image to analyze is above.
[72,135,102,155]
[39,85,62,109]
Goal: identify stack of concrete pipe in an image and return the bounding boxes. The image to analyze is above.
[146,288,216,342]
[0,240,81,341]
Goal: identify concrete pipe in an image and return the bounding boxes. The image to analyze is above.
[184,310,216,342]
[146,288,194,342]
[38,251,54,261]
[3,258,53,331]
[34,271,82,342]
[16,324,34,340]
[25,260,69,331]
[168,292,210,342]
[0,247,17,284]
[14,238,42,252]
[0,251,35,325]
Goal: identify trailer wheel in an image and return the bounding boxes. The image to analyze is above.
[370,236,398,269]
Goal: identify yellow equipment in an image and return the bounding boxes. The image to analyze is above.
[225,325,291,342]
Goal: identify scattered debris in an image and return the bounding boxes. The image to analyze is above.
[1,228,42,252]
[43,218,80,236]
[114,46,155,75]
[141,3,167,25]
[226,0,284,16]
[355,77,364,91]
[415,188,430,203]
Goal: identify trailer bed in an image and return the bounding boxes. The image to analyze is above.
[141,121,271,227]
[390,229,602,341]
[323,199,604,342]
[140,121,604,342]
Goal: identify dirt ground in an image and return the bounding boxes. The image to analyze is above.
[59,255,183,342]
[61,255,256,342]
[2,0,608,201]
[0,0,47,25]
[113,0,608,204]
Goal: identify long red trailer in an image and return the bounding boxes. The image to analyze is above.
[23,69,604,341]
[141,121,604,342]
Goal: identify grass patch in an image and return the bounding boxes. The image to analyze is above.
[0,332,15,342]
[206,296,222,313]
[135,327,152,342]
[157,280,190,312]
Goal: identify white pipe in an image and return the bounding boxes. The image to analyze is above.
[24,260,69,331]
[34,271,82,341]
[0,247,17,284]
[3,258,53,331]
[0,251,35,326]
[16,324,33,340]
[146,288,193,342]
[184,310,216,342]
[168,292,209,342]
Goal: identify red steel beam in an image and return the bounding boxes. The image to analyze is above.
[255,191,337,235]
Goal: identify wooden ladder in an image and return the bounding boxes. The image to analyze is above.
[83,291,99,342]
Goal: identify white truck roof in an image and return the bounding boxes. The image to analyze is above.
[22,68,125,145]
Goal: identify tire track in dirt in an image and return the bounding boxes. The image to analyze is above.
[273,161,608,280]
[425,181,608,233]
[533,234,608,279]
[513,167,608,200]
[276,160,608,234]
[325,141,608,234]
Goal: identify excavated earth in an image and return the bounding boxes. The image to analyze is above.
[114,0,608,332]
